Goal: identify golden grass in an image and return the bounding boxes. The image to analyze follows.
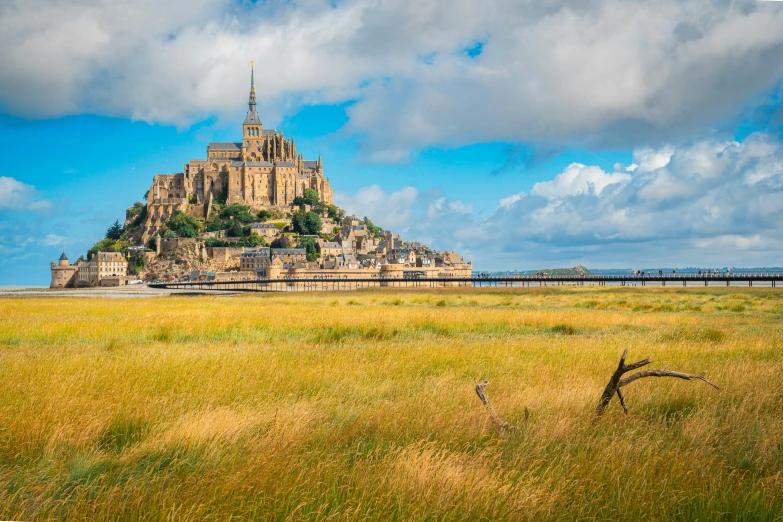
[0,287,782,520]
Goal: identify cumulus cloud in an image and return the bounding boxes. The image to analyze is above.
[338,133,783,268]
[0,176,49,210]
[1,0,782,159]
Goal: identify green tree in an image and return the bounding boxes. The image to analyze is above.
[291,210,307,234]
[205,221,225,232]
[297,236,319,262]
[226,220,244,238]
[292,196,307,206]
[363,216,382,237]
[304,188,320,206]
[327,204,343,220]
[167,211,200,238]
[239,233,264,247]
[106,220,123,240]
[257,210,272,221]
[305,212,322,235]
[292,210,322,235]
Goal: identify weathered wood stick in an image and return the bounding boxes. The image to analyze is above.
[475,380,514,433]
[596,348,652,415]
[597,349,720,416]
[619,369,719,389]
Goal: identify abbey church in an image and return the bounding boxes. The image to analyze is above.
[144,65,333,241]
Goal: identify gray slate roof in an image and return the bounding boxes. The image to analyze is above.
[242,247,271,257]
[273,248,306,255]
[244,109,261,125]
[230,161,274,167]
[303,160,318,169]
[250,223,278,229]
[209,142,242,150]
[277,161,296,167]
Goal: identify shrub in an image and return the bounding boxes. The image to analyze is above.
[271,235,293,248]
[292,210,322,235]
[298,236,319,262]
[304,188,320,206]
[226,220,244,238]
[204,238,229,248]
[166,210,200,238]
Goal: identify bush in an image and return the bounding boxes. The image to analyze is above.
[327,205,344,220]
[292,210,322,235]
[304,189,320,206]
[204,238,229,248]
[298,236,319,262]
[271,235,293,249]
[293,196,307,206]
[129,257,144,275]
[166,210,200,238]
[221,204,250,219]
[226,220,244,238]
[257,210,272,221]
[237,234,265,248]
[364,216,382,237]
[205,221,225,232]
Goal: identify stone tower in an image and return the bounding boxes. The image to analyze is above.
[50,252,78,288]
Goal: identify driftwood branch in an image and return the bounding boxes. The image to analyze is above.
[475,380,514,433]
[596,349,720,416]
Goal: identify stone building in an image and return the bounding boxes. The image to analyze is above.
[240,247,271,274]
[51,251,129,288]
[50,252,79,288]
[144,64,333,241]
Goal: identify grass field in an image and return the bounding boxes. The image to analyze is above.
[1,287,782,521]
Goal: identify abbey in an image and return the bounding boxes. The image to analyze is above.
[144,65,333,241]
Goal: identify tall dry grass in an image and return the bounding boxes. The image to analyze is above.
[0,287,782,520]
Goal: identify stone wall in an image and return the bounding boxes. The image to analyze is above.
[208,247,244,263]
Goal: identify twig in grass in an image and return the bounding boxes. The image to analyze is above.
[475,380,515,433]
[596,348,720,416]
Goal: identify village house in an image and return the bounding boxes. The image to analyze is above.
[249,223,280,239]
[240,247,271,274]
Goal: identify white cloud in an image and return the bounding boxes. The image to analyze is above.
[0,176,49,210]
[498,192,525,209]
[334,184,419,232]
[530,164,631,199]
[40,234,68,247]
[0,1,782,158]
[339,133,783,269]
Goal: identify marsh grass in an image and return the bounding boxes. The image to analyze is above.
[0,287,782,520]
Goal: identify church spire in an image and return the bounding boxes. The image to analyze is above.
[244,61,261,125]
[249,61,256,110]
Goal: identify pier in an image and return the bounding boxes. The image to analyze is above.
[149,272,783,292]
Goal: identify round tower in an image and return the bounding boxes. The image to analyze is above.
[50,252,78,289]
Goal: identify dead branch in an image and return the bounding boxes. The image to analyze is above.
[596,349,720,416]
[475,380,514,433]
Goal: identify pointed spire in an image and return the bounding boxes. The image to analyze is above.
[249,61,256,110]
[244,61,261,125]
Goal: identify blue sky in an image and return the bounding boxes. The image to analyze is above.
[1,0,783,285]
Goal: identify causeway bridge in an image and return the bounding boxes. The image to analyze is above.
[148,272,783,292]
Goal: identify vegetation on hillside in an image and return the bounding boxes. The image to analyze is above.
[0,288,781,519]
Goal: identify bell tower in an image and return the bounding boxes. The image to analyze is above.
[243,62,263,161]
